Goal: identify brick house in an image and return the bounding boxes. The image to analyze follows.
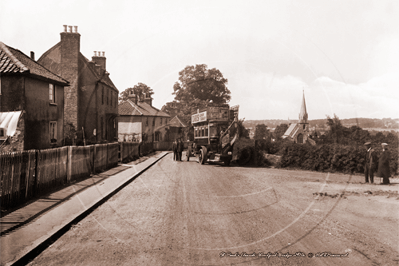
[37,25,119,144]
[118,92,170,143]
[0,42,69,152]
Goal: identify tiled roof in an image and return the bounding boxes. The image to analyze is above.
[119,99,170,117]
[0,42,69,85]
[282,123,299,139]
[168,116,187,127]
[80,54,118,91]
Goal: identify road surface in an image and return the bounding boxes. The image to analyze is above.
[27,152,399,265]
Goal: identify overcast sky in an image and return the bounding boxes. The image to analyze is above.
[1,0,398,120]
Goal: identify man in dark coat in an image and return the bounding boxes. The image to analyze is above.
[172,139,178,161]
[377,143,391,184]
[364,142,378,184]
[177,138,183,161]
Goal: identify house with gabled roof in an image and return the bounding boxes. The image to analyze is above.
[37,25,119,145]
[166,115,188,141]
[0,42,69,151]
[118,92,170,143]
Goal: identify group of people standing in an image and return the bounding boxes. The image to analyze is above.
[172,138,184,161]
[364,142,391,184]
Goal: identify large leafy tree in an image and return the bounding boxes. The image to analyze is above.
[163,64,231,122]
[254,124,271,140]
[325,114,345,144]
[119,82,154,102]
[274,123,289,139]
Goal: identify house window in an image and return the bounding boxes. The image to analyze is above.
[146,117,148,126]
[50,121,57,142]
[111,91,113,107]
[160,118,162,125]
[152,118,155,126]
[49,84,55,103]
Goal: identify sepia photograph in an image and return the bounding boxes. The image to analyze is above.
[1,0,398,265]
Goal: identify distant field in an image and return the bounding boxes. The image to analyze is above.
[364,128,399,133]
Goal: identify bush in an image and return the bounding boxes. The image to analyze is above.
[276,142,398,175]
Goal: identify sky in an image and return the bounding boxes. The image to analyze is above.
[1,0,398,120]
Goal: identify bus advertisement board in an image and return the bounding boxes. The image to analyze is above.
[192,111,207,124]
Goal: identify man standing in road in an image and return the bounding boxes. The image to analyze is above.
[177,138,183,161]
[377,143,391,184]
[364,142,377,184]
[172,139,178,161]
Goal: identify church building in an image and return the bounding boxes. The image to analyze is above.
[282,91,312,144]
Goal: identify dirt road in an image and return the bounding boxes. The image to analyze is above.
[28,152,399,265]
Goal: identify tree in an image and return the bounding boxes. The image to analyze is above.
[163,64,231,123]
[173,64,230,104]
[274,123,289,139]
[119,83,154,102]
[254,124,271,140]
[325,114,345,144]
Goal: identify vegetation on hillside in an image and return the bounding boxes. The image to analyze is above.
[253,115,399,175]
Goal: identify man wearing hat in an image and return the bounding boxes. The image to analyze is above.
[172,139,178,161]
[364,142,377,184]
[377,143,391,184]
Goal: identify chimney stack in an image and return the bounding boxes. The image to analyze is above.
[92,50,106,70]
[30,51,35,60]
[128,91,138,104]
[60,25,81,130]
[143,93,152,106]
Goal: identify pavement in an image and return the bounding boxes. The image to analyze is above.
[0,151,169,266]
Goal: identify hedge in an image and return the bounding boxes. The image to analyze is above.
[254,139,398,175]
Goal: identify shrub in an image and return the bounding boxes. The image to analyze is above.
[276,142,398,175]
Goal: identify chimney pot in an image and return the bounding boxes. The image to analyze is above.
[102,51,105,57]
[74,26,78,33]
[30,51,35,60]
[68,26,72,33]
[63,25,67,32]
[94,51,97,56]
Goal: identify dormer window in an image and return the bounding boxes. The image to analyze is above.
[49,84,55,103]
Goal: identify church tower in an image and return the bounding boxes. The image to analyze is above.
[298,90,309,132]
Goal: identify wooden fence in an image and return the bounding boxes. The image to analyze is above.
[0,141,173,211]
[120,142,140,162]
[154,141,172,151]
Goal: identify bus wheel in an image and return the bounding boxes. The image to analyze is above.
[199,147,207,164]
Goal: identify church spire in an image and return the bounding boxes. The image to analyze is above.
[299,90,308,124]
